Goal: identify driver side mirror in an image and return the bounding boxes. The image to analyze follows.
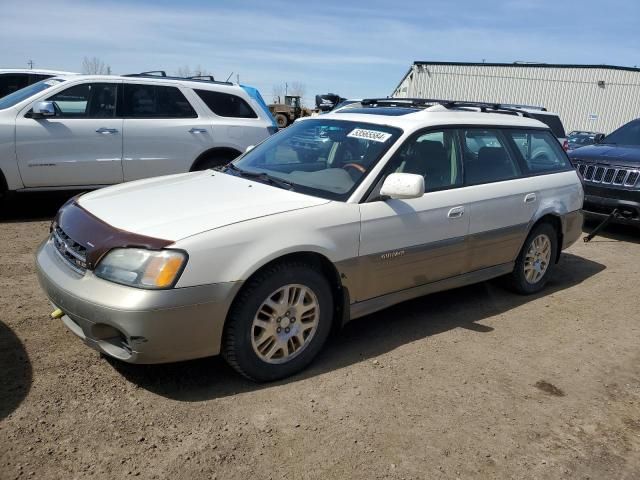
[380,173,425,200]
[594,133,605,144]
[31,101,55,118]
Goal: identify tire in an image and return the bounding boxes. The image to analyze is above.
[222,261,333,382]
[505,222,558,295]
[193,156,231,171]
[275,114,288,129]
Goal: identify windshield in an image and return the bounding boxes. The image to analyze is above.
[0,78,65,110]
[601,120,640,146]
[231,119,402,201]
[568,132,597,146]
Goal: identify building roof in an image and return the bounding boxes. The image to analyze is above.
[410,61,640,73]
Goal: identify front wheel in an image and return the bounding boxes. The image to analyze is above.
[505,223,558,295]
[222,262,333,382]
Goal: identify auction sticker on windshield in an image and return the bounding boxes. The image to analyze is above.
[347,128,392,143]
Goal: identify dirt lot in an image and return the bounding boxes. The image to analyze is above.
[1,192,639,480]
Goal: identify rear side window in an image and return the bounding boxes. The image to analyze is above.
[0,74,29,97]
[529,113,566,138]
[461,129,521,185]
[194,89,257,118]
[506,130,571,173]
[123,84,197,118]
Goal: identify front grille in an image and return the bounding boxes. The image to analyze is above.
[52,226,88,274]
[573,161,640,188]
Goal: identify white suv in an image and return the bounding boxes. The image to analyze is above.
[0,73,276,195]
[36,98,583,381]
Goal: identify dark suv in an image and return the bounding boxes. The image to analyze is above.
[568,118,640,226]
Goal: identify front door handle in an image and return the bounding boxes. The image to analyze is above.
[524,193,537,203]
[189,128,208,134]
[448,206,465,218]
[95,127,118,134]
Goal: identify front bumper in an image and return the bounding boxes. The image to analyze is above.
[583,184,640,225]
[36,238,242,364]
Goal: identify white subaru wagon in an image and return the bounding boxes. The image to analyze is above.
[36,99,584,381]
[0,73,275,196]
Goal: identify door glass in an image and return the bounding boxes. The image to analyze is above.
[47,83,117,118]
[462,129,520,185]
[123,84,197,118]
[506,130,570,173]
[387,129,462,191]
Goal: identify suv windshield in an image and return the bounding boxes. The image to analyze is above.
[0,78,65,110]
[231,119,402,200]
[601,119,640,146]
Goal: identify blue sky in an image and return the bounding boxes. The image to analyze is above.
[1,0,638,105]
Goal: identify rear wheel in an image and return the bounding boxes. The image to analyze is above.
[275,114,288,129]
[505,222,558,295]
[222,262,333,382]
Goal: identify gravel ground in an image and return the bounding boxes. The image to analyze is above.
[1,192,639,480]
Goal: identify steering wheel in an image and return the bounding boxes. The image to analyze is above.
[341,162,367,174]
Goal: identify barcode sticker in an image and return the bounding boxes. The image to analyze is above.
[347,128,392,143]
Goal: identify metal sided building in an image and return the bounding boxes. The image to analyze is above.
[392,62,640,134]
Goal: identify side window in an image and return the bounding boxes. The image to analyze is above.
[194,89,257,118]
[462,129,521,185]
[123,84,197,118]
[388,129,462,192]
[47,83,117,118]
[506,130,570,173]
[0,74,29,97]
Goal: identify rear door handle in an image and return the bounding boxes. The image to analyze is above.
[189,128,208,134]
[96,127,118,134]
[448,206,465,218]
[524,193,537,203]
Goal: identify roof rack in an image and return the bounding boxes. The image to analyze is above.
[360,98,543,118]
[122,70,233,85]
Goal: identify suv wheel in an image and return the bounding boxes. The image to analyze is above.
[506,222,558,295]
[222,262,333,382]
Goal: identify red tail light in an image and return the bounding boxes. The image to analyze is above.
[562,139,569,151]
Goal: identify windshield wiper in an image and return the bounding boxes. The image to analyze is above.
[225,163,294,191]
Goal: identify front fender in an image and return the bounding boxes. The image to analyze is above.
[172,202,361,288]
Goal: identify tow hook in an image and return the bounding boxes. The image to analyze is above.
[50,308,64,319]
[584,208,622,243]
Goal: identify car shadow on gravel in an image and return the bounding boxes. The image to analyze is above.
[109,252,605,401]
[0,191,83,223]
[0,320,32,420]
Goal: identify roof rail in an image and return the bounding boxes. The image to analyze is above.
[187,75,216,81]
[123,70,167,77]
[122,70,233,86]
[360,98,541,118]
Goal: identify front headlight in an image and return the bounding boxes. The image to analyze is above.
[94,248,187,289]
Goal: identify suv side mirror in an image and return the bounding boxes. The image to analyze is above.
[380,173,425,200]
[31,101,55,118]
[594,133,605,144]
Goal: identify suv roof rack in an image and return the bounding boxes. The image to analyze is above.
[359,98,544,118]
[122,70,233,86]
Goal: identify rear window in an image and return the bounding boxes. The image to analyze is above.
[194,89,257,118]
[529,113,566,138]
[505,130,571,173]
[0,78,65,110]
